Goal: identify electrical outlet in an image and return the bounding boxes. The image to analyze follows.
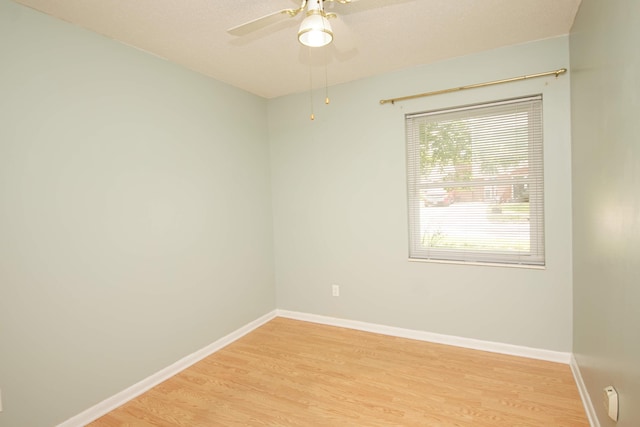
[332,284,340,297]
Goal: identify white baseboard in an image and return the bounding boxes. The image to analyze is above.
[570,354,600,427]
[276,309,572,364]
[57,310,278,427]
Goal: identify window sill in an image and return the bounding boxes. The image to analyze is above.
[408,257,546,270]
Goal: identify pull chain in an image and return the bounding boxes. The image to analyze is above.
[308,48,315,120]
[324,47,330,105]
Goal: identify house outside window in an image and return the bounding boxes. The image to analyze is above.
[406,95,544,266]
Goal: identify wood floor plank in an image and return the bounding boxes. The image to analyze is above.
[89,317,588,426]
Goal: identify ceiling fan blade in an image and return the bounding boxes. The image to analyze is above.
[325,0,360,4]
[325,0,414,15]
[227,7,303,36]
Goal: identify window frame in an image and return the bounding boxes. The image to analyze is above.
[406,95,545,267]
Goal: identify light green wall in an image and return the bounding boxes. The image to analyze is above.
[269,37,574,352]
[570,1,640,425]
[0,1,275,426]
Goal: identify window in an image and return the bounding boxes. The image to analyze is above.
[406,96,544,266]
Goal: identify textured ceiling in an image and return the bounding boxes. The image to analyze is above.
[14,0,582,99]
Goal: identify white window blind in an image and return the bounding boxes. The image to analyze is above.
[406,95,544,266]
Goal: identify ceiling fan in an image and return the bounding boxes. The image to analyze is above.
[227,0,355,48]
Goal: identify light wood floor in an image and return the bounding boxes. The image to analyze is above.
[89,317,588,426]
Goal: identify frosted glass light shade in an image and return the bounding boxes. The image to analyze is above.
[298,13,333,47]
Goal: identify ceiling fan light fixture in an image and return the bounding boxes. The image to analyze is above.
[298,12,333,47]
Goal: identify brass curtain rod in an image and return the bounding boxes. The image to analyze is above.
[379,68,567,105]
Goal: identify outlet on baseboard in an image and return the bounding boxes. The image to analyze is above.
[332,284,340,297]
